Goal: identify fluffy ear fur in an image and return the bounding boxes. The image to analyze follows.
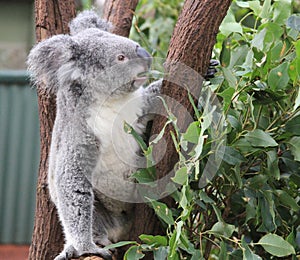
[27,35,74,93]
[69,10,112,36]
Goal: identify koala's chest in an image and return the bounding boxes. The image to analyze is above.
[87,89,145,175]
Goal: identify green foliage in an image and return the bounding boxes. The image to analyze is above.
[130,0,183,56]
[110,0,300,259]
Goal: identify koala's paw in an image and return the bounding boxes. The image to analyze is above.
[205,59,220,79]
[54,243,112,260]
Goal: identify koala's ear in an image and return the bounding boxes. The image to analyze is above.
[69,10,112,35]
[27,35,74,93]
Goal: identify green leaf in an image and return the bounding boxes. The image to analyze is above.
[222,67,237,88]
[260,0,271,19]
[219,9,243,36]
[275,190,300,212]
[227,114,242,131]
[153,246,168,260]
[234,138,260,154]
[249,1,262,17]
[287,14,300,31]
[245,129,278,147]
[104,241,138,250]
[191,250,203,260]
[199,190,215,204]
[150,200,175,225]
[124,245,145,260]
[220,146,245,165]
[285,114,300,136]
[139,234,168,247]
[210,221,235,237]
[287,136,300,161]
[219,241,228,259]
[236,1,250,8]
[171,166,188,185]
[273,0,292,25]
[218,87,235,111]
[259,191,276,232]
[268,62,290,91]
[131,169,155,186]
[220,38,231,67]
[293,86,300,112]
[124,121,147,152]
[182,121,200,144]
[266,150,280,180]
[257,234,296,257]
[252,28,267,51]
[242,238,262,260]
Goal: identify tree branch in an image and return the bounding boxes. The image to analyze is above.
[129,1,232,258]
[103,0,139,37]
[28,1,76,259]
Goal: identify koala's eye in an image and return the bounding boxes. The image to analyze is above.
[117,54,126,61]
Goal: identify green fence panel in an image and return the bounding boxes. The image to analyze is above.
[0,70,40,244]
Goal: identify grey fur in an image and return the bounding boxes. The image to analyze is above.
[27,10,160,260]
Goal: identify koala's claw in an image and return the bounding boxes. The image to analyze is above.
[205,59,220,79]
[54,244,112,260]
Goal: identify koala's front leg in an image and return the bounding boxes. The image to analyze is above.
[53,145,112,260]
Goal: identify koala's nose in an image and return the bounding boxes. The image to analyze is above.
[136,46,152,68]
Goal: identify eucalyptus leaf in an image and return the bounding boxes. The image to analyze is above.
[183,121,200,144]
[242,238,262,260]
[220,146,245,165]
[139,234,168,247]
[260,0,271,19]
[285,115,300,136]
[124,245,145,260]
[210,221,235,237]
[153,246,168,260]
[104,241,138,250]
[287,136,300,161]
[257,234,295,257]
[218,87,235,111]
[245,129,278,147]
[293,87,300,112]
[275,190,300,211]
[171,166,188,185]
[268,62,290,91]
[249,1,261,17]
[266,150,280,180]
[220,9,243,36]
[287,14,300,31]
[150,200,174,225]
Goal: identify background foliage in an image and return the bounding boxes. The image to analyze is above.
[108,0,300,259]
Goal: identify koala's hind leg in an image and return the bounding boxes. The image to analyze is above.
[93,196,134,246]
[93,198,111,247]
[54,172,112,260]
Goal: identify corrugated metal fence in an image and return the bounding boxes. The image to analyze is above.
[0,70,39,244]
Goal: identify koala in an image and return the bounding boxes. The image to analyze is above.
[28,10,160,260]
[28,10,218,260]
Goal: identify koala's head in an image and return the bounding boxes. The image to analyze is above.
[27,11,152,97]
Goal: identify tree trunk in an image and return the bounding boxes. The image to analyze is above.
[28,1,76,260]
[128,0,232,251]
[103,0,139,37]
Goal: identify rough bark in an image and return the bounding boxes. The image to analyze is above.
[128,0,232,251]
[103,0,139,37]
[28,1,76,260]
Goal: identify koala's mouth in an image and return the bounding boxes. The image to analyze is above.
[133,71,149,87]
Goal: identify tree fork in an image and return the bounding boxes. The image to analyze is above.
[28,1,76,259]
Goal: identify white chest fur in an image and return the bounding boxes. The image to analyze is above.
[87,87,146,201]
